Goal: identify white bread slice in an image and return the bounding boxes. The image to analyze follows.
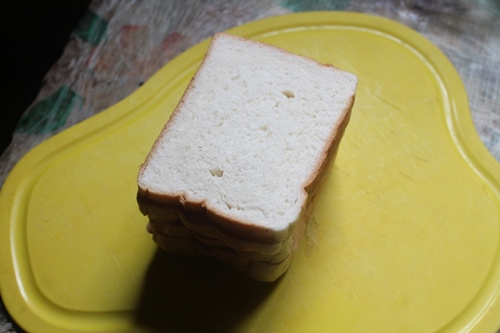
[137,32,357,281]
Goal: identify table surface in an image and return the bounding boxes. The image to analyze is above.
[1,0,499,332]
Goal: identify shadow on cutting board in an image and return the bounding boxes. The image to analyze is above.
[134,248,280,332]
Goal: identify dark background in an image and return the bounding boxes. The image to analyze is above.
[2,1,91,155]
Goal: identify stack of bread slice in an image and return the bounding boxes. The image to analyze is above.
[137,32,357,282]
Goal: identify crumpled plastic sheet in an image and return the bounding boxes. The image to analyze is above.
[1,0,499,331]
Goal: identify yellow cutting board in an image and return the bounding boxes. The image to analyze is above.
[1,12,500,333]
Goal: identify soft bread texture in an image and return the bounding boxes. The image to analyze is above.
[137,32,357,281]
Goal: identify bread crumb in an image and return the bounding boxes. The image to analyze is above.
[305,216,319,256]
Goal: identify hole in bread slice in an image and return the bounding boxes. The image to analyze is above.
[209,168,224,177]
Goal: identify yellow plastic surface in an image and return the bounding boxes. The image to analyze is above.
[1,12,500,333]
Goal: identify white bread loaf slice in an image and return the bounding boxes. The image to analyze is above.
[137,32,357,281]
